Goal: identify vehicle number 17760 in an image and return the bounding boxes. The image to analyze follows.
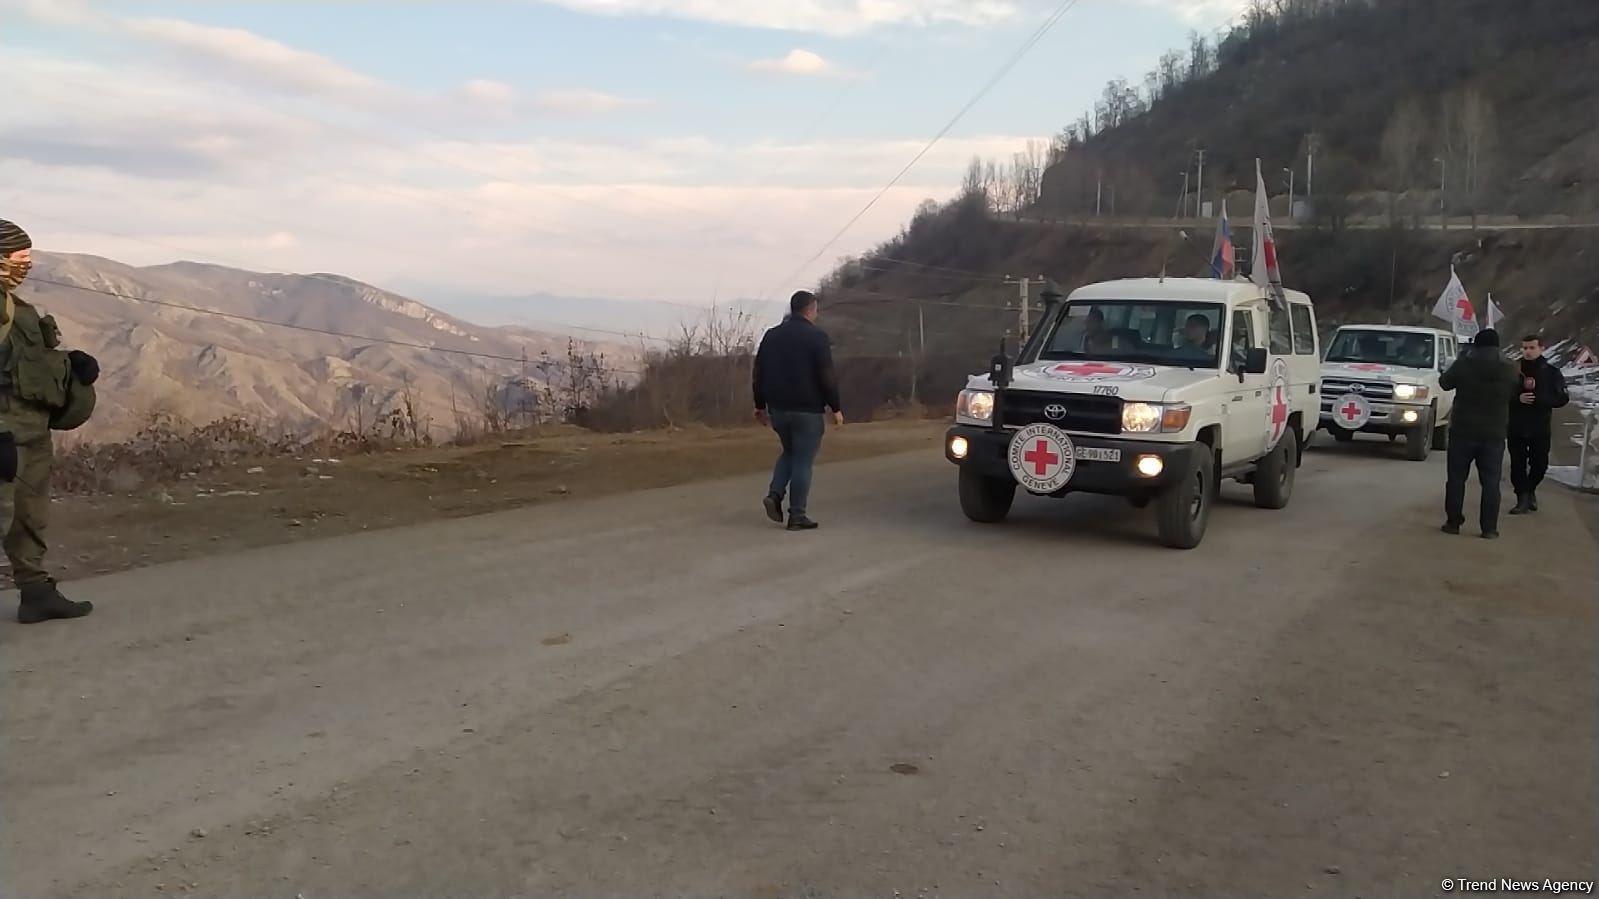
[1091,385,1120,396]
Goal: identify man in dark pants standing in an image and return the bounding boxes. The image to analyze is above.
[752,290,843,531]
[1508,334,1569,515]
[1439,328,1519,538]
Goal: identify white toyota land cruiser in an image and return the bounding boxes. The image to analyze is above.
[1317,324,1458,461]
[944,277,1322,549]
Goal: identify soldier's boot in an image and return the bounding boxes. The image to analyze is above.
[1509,493,1530,515]
[1528,490,1539,512]
[16,581,94,624]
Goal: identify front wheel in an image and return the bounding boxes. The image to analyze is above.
[1253,428,1298,509]
[1155,449,1215,550]
[958,467,1016,523]
[1332,427,1355,443]
[1405,412,1433,461]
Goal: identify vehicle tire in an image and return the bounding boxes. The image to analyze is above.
[1432,419,1450,451]
[958,468,1015,523]
[1253,428,1297,509]
[1332,427,1355,443]
[1405,412,1433,461]
[1155,449,1215,550]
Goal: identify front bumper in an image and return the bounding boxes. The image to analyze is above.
[1319,399,1431,434]
[945,425,1196,497]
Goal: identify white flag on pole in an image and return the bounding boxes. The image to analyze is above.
[1249,159,1282,290]
[1431,266,1479,340]
[1485,292,1505,330]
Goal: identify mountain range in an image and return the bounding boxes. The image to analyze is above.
[22,252,632,442]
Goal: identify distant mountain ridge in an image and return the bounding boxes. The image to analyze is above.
[23,253,628,442]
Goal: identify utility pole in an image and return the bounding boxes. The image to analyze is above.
[1284,167,1295,220]
[1095,175,1103,216]
[1004,275,1044,341]
[1194,148,1205,218]
[1306,135,1316,198]
[1435,157,1448,231]
[910,302,924,406]
[1176,171,1190,220]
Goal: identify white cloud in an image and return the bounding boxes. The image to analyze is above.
[1129,0,1250,25]
[532,88,642,115]
[2,0,641,124]
[533,0,1022,36]
[749,49,844,78]
[3,52,1038,303]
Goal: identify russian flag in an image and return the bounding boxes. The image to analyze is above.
[1209,198,1235,279]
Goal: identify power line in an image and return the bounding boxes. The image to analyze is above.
[769,0,1084,295]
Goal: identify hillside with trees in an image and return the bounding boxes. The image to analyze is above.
[788,0,1599,418]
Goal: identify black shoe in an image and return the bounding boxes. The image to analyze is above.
[1509,495,1530,515]
[787,515,819,531]
[763,493,784,524]
[16,582,94,625]
[1528,492,1539,512]
[1481,530,1500,540]
[1441,523,1462,535]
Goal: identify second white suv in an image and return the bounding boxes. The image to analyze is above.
[1318,324,1459,461]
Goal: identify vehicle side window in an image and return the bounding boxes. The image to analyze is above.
[1229,309,1258,369]
[1438,336,1456,370]
[1290,304,1316,355]
[1267,304,1293,355]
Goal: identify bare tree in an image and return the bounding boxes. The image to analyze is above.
[1379,97,1426,223]
[1187,31,1215,80]
[1458,87,1499,227]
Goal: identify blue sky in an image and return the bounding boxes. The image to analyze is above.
[2,0,1245,309]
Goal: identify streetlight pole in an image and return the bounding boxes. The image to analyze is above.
[1284,167,1295,221]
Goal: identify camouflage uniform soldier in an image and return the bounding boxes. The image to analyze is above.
[1,218,98,623]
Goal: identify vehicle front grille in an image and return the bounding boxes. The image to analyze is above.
[1320,377,1395,400]
[1000,390,1122,435]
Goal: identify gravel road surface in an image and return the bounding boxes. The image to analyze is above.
[4,441,1595,897]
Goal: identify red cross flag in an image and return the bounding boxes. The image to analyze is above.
[1431,266,1479,341]
[1250,158,1283,294]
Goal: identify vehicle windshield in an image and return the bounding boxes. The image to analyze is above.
[1038,300,1225,369]
[1324,329,1435,369]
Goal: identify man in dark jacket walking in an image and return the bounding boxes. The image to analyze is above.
[1438,328,1520,538]
[752,290,843,531]
[1507,334,1569,515]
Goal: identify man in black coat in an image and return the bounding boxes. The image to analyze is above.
[1508,334,1570,515]
[1438,328,1520,538]
[752,290,843,531]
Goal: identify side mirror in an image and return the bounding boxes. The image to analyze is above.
[1244,347,1269,375]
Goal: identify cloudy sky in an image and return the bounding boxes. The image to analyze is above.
[3,0,1246,313]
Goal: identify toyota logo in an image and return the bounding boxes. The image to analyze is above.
[1347,383,1365,393]
[1043,403,1068,421]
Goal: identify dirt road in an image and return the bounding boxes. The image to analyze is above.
[3,439,1595,897]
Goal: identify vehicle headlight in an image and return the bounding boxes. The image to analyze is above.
[1122,402,1191,434]
[957,388,994,423]
[1392,384,1428,401]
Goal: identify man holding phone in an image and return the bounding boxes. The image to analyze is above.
[1508,334,1569,515]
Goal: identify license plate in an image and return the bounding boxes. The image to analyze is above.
[1075,446,1121,463]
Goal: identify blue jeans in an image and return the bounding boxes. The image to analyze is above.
[767,410,825,518]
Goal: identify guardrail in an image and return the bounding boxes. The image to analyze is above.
[1553,398,1599,493]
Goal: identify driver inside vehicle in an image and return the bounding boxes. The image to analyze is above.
[1180,313,1216,352]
